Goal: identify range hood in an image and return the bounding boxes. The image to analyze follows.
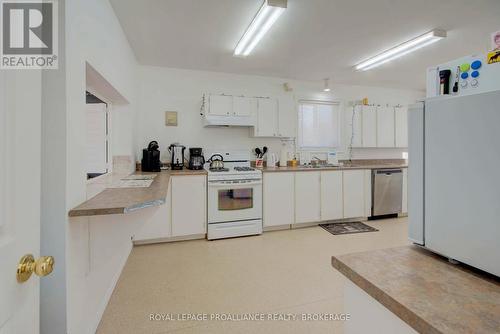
[203,114,255,127]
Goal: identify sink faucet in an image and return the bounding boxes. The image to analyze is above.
[311,156,322,166]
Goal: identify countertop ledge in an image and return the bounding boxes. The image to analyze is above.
[261,164,407,172]
[331,246,500,334]
[69,169,207,218]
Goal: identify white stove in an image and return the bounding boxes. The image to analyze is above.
[205,151,263,240]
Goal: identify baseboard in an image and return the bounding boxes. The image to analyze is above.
[133,233,206,246]
[89,241,133,334]
[292,217,369,229]
[263,224,291,232]
[291,222,320,229]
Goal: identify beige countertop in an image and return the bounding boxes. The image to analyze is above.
[261,162,407,173]
[331,246,500,334]
[69,169,207,218]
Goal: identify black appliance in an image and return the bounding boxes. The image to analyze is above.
[439,69,452,95]
[168,143,186,170]
[141,141,161,172]
[188,147,205,170]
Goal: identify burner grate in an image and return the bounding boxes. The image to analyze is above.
[234,167,255,171]
[209,167,229,172]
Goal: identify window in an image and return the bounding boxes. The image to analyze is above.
[86,92,109,179]
[298,101,340,150]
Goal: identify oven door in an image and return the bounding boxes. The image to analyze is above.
[208,179,262,224]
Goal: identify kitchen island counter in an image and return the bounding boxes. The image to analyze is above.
[69,169,207,217]
[331,246,500,334]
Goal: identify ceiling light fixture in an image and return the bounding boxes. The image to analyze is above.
[234,0,287,57]
[355,29,447,71]
[323,78,331,92]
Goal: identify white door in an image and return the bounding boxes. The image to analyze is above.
[349,105,362,148]
[172,176,207,236]
[233,96,254,117]
[361,106,377,147]
[320,171,343,220]
[395,106,408,147]
[425,91,500,276]
[255,98,278,137]
[343,170,366,218]
[295,172,321,224]
[209,95,233,116]
[263,173,295,227]
[0,71,46,333]
[377,106,395,147]
[277,96,296,138]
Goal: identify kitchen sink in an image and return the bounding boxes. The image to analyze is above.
[300,164,340,169]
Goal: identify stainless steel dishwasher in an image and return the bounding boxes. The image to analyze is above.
[372,169,403,217]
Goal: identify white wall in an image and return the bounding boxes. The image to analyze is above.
[64,0,138,333]
[136,66,424,162]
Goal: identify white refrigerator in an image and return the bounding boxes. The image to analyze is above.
[409,52,500,276]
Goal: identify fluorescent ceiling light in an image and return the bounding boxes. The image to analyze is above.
[355,29,447,71]
[234,0,287,57]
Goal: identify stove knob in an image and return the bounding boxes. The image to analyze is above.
[471,79,478,87]
[461,80,468,89]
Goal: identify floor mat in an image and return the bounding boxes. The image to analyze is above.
[319,221,378,235]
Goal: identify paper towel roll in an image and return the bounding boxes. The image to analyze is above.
[280,150,288,167]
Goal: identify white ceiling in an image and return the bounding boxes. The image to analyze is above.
[110,0,500,90]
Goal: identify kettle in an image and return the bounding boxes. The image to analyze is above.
[208,154,224,170]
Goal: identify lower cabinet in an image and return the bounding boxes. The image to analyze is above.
[343,170,368,219]
[320,171,343,220]
[171,175,207,237]
[402,168,408,214]
[263,173,295,228]
[295,172,321,224]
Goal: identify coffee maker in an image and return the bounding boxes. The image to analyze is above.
[141,141,161,172]
[168,143,186,170]
[188,148,205,170]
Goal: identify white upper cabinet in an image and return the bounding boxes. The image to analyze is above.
[348,105,407,149]
[208,94,233,116]
[277,96,296,138]
[320,171,343,220]
[295,171,321,224]
[395,106,408,147]
[377,107,395,147]
[233,96,256,117]
[254,96,297,138]
[255,98,279,137]
[362,106,377,147]
[349,106,363,148]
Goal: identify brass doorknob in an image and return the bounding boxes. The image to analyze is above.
[17,254,55,283]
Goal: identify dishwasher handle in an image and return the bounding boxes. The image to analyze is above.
[375,169,402,175]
